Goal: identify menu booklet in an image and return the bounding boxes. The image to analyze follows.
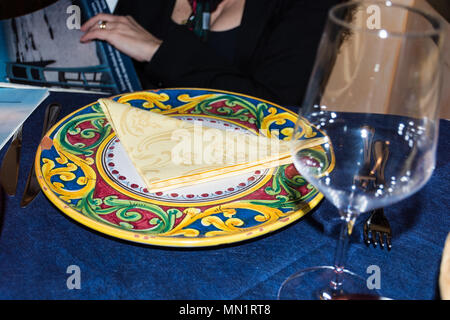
[0,0,141,95]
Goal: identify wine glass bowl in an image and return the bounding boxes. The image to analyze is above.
[279,0,445,299]
[293,113,439,215]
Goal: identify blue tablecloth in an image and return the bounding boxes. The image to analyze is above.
[0,91,448,300]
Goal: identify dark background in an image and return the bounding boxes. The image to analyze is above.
[427,0,450,20]
[0,0,59,20]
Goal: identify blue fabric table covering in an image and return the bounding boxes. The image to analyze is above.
[0,91,448,300]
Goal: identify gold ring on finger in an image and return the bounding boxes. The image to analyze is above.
[98,20,107,30]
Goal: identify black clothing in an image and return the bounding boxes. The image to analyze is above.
[115,0,339,106]
[207,26,240,65]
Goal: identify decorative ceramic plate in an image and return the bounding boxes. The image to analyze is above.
[36,88,333,247]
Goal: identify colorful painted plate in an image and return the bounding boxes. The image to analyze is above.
[36,88,333,247]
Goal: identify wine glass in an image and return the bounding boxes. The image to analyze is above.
[278,0,446,300]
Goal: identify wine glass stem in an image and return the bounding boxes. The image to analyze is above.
[329,212,358,296]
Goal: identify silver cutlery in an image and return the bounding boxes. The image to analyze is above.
[0,125,23,196]
[363,208,392,250]
[354,126,376,190]
[363,140,392,250]
[20,103,61,208]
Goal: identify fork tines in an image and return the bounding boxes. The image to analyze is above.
[363,209,392,250]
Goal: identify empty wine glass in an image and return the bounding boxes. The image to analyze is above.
[278,0,446,300]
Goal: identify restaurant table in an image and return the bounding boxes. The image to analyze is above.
[0,91,448,300]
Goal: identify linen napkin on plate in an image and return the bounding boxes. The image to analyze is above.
[98,98,294,192]
[440,233,450,300]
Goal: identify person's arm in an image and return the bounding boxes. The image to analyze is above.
[144,1,337,106]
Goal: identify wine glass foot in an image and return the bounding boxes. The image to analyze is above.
[278,266,380,300]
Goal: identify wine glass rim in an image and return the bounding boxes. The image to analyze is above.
[329,0,446,38]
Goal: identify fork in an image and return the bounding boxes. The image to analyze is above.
[363,208,392,250]
[363,140,392,250]
[353,126,376,190]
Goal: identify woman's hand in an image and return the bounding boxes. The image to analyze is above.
[80,13,162,62]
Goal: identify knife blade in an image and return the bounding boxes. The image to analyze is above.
[0,125,23,196]
[20,103,61,208]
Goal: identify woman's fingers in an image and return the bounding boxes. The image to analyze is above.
[80,19,137,43]
[125,15,147,33]
[80,27,110,43]
[80,13,123,32]
[79,13,161,62]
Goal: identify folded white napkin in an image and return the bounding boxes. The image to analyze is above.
[98,99,295,192]
[440,233,450,300]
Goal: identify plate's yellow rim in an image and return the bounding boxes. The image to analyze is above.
[35,88,324,247]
